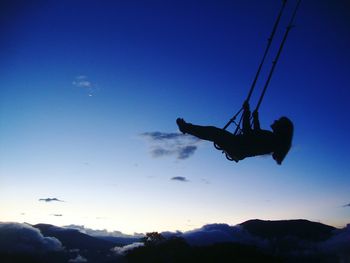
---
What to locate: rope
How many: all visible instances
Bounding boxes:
[245,0,288,103]
[220,0,287,132]
[214,0,302,159]
[254,0,301,112]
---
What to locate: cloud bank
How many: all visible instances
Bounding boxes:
[0,222,63,253]
[64,224,143,238]
[141,132,200,160]
[319,224,350,255]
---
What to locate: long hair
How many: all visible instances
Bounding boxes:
[272,117,294,165]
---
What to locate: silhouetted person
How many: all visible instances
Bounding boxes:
[176,102,293,164]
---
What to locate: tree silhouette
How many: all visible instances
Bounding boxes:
[142,232,165,246]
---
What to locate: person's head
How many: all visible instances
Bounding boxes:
[271,117,294,165]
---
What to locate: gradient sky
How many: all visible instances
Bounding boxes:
[1,0,349,234]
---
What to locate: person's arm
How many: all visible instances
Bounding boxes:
[242,101,252,134]
[252,110,261,130]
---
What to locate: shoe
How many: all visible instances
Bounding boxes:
[176,118,187,134]
[225,153,239,162]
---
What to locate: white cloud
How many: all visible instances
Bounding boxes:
[72,75,98,96]
[68,254,88,262]
[72,75,91,88]
[0,222,63,253]
[75,80,92,88]
[112,242,144,255]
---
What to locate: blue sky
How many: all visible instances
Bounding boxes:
[1,0,349,234]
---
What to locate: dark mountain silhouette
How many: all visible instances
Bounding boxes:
[127,237,281,263]
[33,224,120,250]
[241,219,336,242]
[0,252,69,263]
[2,219,347,263]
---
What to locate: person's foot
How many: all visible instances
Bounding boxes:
[176,118,187,134]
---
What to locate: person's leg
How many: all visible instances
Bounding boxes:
[176,118,233,143]
[177,118,243,162]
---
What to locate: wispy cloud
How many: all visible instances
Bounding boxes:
[72,75,98,96]
[201,178,210,184]
[112,242,144,255]
[171,176,189,182]
[342,203,350,207]
[141,132,200,160]
[73,75,92,88]
[142,132,184,141]
[39,198,64,202]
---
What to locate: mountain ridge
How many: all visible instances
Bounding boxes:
[240,219,336,242]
